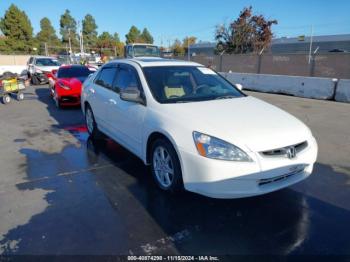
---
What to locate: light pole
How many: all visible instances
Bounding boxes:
[68,28,72,55]
[187,37,190,61]
[308,25,314,64]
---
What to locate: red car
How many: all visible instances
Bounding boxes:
[51,65,96,108]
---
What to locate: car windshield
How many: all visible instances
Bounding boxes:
[57,66,93,78]
[133,45,160,57]
[143,66,244,103]
[35,58,60,66]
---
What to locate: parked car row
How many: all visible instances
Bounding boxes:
[27,55,318,199]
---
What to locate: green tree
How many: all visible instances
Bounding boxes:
[115,41,125,57]
[36,17,60,54]
[0,4,34,53]
[182,36,197,54]
[60,9,78,49]
[140,28,154,44]
[113,33,124,57]
[113,32,120,43]
[215,6,277,54]
[82,14,98,50]
[125,25,141,44]
[97,31,114,56]
[171,39,185,56]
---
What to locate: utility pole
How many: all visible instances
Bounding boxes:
[79,31,84,56]
[44,42,48,56]
[65,44,69,64]
[187,36,190,61]
[78,20,84,57]
[68,28,72,55]
[308,25,314,64]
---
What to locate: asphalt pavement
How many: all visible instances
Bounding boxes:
[0,85,349,256]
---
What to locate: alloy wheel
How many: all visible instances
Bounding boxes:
[153,146,174,188]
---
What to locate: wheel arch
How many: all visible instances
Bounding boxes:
[145,131,183,173]
[83,101,91,115]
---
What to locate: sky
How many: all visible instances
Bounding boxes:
[1,0,350,46]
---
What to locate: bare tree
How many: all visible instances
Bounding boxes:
[215,6,277,54]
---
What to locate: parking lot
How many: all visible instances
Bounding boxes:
[0,84,349,255]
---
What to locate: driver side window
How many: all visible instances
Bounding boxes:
[113,66,140,93]
[94,67,117,89]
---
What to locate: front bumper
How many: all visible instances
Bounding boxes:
[57,89,81,106]
[33,73,49,83]
[179,137,318,199]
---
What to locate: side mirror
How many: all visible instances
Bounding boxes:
[235,83,243,91]
[120,86,144,104]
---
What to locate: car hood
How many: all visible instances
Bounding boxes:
[58,77,84,89]
[159,96,311,152]
[36,66,60,72]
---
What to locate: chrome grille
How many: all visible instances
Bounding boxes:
[261,141,308,158]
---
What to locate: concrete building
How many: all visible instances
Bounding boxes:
[271,34,350,54]
[189,34,350,55]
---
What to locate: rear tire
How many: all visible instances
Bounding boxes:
[150,138,183,192]
[17,92,24,101]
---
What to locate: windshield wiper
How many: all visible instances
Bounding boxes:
[174,100,191,103]
[215,95,236,100]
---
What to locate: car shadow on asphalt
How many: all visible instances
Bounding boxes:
[1,87,350,255]
[34,86,84,127]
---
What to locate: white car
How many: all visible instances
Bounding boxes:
[81,58,318,199]
[27,56,60,85]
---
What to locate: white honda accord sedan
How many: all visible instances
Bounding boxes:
[81,58,318,199]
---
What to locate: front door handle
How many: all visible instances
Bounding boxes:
[109,99,117,105]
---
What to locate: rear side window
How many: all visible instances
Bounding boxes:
[95,67,117,89]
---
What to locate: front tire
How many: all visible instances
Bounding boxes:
[31,74,40,85]
[2,94,11,104]
[150,138,183,192]
[54,92,61,109]
[85,105,102,139]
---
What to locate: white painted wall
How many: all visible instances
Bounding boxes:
[0,65,27,76]
[335,79,350,103]
[221,72,337,100]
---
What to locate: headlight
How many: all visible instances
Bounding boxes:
[35,68,43,74]
[193,131,253,162]
[58,82,71,90]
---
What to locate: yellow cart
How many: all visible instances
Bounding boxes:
[0,78,26,104]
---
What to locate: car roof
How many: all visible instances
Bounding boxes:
[107,57,203,68]
[32,56,57,59]
[127,43,158,47]
[59,64,88,69]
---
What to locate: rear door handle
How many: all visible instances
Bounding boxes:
[109,99,117,105]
